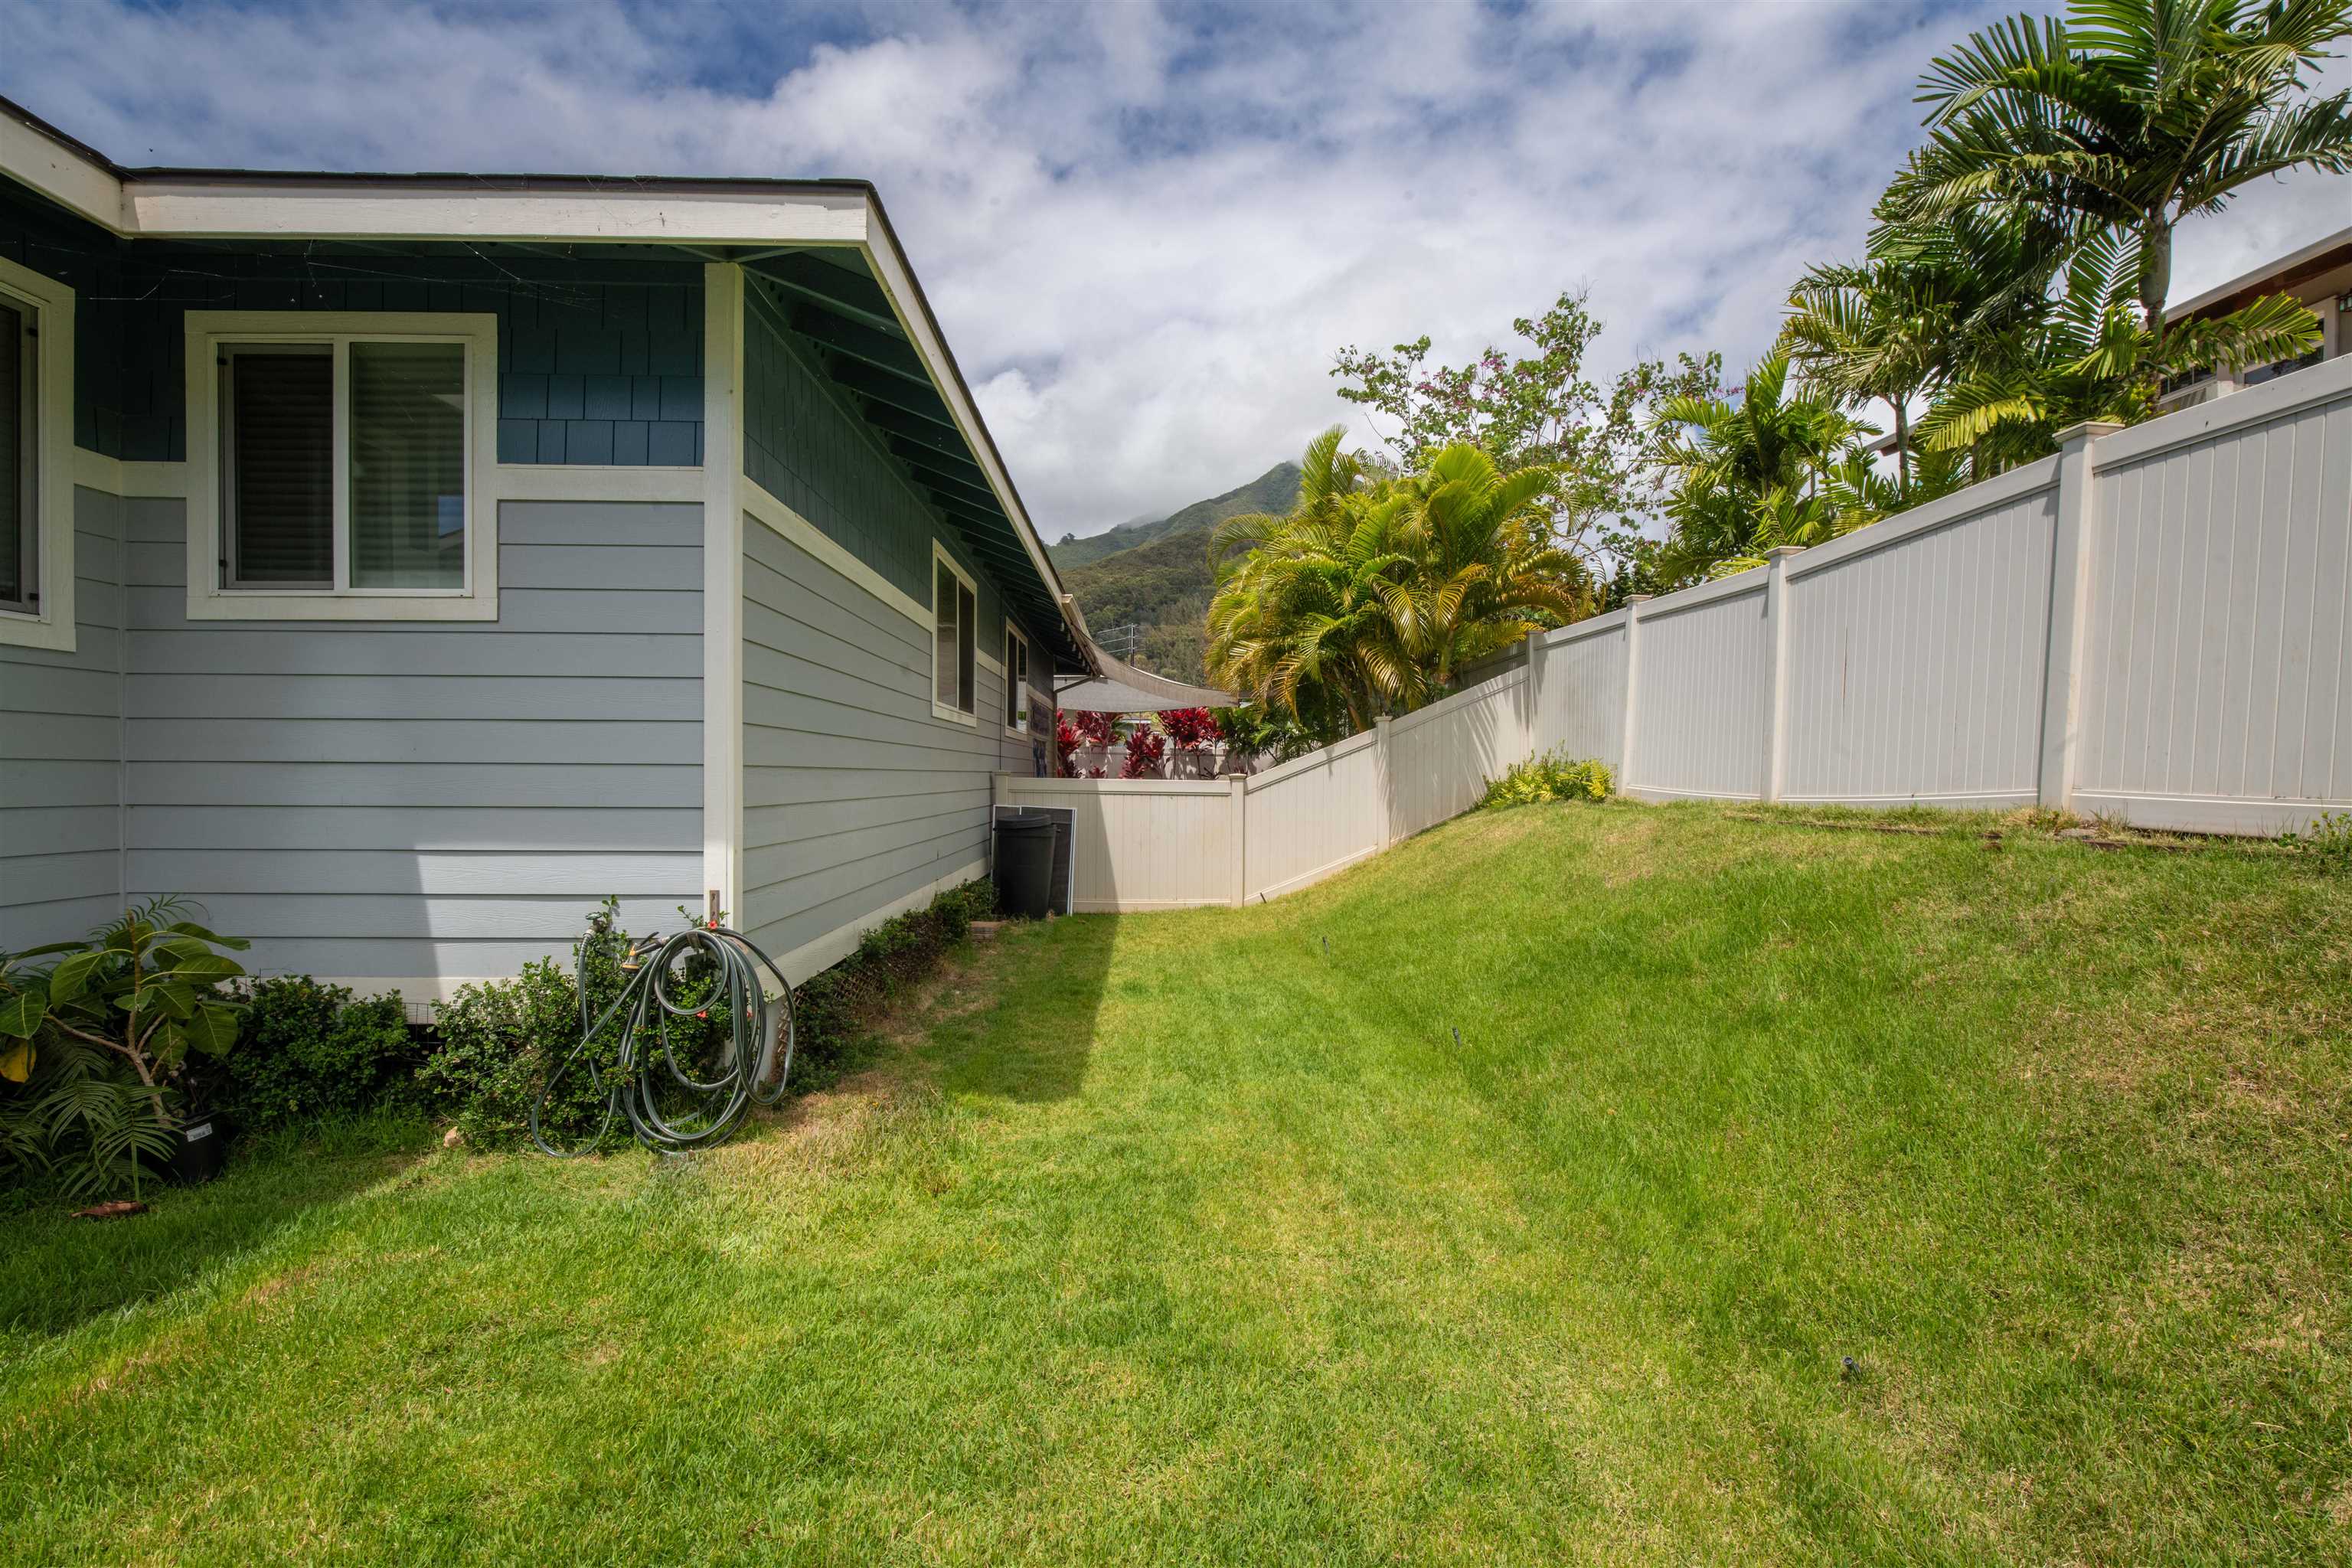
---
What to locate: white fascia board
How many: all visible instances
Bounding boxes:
[0,112,119,230]
[119,181,871,245]
[854,206,1092,659]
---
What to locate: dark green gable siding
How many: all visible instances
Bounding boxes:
[743,288,942,609]
[0,178,702,465]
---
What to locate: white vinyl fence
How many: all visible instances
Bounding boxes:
[1001,354,2352,910]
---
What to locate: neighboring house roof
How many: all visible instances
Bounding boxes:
[2168,223,2352,322]
[1053,648,1234,713]
[0,93,1097,674]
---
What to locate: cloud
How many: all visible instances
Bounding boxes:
[3,0,2345,539]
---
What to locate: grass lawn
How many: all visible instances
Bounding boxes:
[5,800,2351,1564]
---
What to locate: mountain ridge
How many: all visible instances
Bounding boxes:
[1053,461,1302,684]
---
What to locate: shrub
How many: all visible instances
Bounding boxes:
[419,898,747,1149]
[1479,750,1614,809]
[1121,730,1168,778]
[217,977,420,1133]
[2279,810,2352,873]
[788,880,996,1086]
[1161,707,1219,750]
[0,897,250,1200]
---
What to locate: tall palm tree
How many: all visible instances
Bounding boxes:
[1918,231,2321,466]
[1781,258,1952,492]
[1891,0,2352,342]
[1205,433,1582,731]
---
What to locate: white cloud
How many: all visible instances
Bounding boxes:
[2,0,2345,538]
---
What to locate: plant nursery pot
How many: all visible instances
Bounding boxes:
[164,1113,228,1186]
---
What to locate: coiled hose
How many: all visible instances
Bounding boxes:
[529,914,796,1158]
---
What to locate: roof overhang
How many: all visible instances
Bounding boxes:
[2170,222,2352,322]
[0,95,1096,672]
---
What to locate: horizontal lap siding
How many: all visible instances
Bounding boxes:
[1782,487,2056,805]
[2079,396,2352,808]
[0,487,123,949]
[740,521,995,967]
[121,498,702,984]
[1628,590,1769,799]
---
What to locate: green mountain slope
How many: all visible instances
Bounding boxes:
[1050,462,1300,571]
[1055,462,1301,682]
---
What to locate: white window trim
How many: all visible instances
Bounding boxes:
[183,310,498,622]
[0,256,76,652]
[1004,620,1031,737]
[931,538,977,726]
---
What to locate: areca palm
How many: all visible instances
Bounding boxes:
[1648,349,1882,581]
[1205,431,1581,733]
[1919,233,2321,466]
[1890,0,2352,341]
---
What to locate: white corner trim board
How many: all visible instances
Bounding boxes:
[0,253,76,652]
[702,263,747,925]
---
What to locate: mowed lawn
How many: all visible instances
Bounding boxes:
[5,802,2352,1565]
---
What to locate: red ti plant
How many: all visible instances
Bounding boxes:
[1070,710,1119,746]
[1120,729,1168,779]
[1160,707,1218,750]
[1053,713,1081,776]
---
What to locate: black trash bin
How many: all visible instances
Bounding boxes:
[994,811,1057,920]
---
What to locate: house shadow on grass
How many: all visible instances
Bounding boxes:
[927,913,1117,1106]
[0,1118,430,1341]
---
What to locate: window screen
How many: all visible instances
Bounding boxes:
[0,298,26,611]
[957,582,976,714]
[935,561,959,707]
[226,349,333,586]
[349,341,465,589]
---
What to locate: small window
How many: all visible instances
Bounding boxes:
[185,312,495,622]
[1004,623,1031,730]
[218,338,468,593]
[933,545,976,722]
[0,292,31,616]
[0,254,72,653]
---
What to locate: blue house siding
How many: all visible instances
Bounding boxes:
[0,487,126,952]
[739,521,1004,971]
[113,498,704,985]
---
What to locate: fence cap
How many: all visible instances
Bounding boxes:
[1764,544,1805,559]
[2053,420,2125,446]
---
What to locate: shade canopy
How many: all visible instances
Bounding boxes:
[1054,647,1233,713]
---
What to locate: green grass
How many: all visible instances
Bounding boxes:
[5,801,2351,1564]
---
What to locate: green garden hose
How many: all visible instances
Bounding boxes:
[529,916,795,1158]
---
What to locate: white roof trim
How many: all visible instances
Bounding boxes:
[0,101,1091,665]
[2169,223,2352,320]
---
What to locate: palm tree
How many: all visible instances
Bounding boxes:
[1648,349,1882,581]
[1890,0,2352,344]
[1781,258,1952,492]
[1205,432,1583,732]
[1918,233,2322,466]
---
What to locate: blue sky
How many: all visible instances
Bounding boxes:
[4,0,2346,539]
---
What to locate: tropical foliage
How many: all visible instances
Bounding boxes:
[0,897,250,1199]
[1648,0,2347,585]
[1206,429,1584,737]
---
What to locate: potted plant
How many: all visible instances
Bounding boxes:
[0,897,248,1197]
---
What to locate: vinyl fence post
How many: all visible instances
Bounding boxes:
[1524,627,1545,758]
[1760,546,1803,802]
[1619,595,1650,797]
[1229,773,1249,907]
[2038,421,2122,811]
[1375,714,1396,851]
